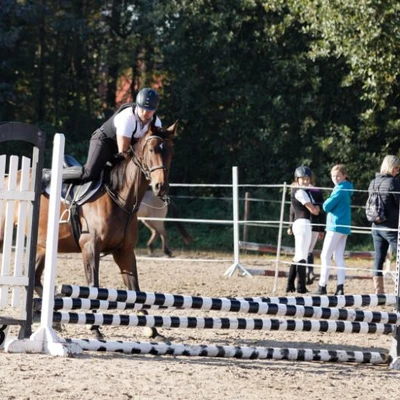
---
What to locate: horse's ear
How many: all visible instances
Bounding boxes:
[167,120,178,136]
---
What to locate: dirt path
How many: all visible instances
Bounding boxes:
[1,250,400,400]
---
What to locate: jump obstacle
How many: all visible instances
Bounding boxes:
[29,284,395,364]
[1,129,400,368]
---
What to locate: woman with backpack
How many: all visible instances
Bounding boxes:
[367,155,400,294]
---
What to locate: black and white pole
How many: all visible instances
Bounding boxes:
[49,311,395,335]
[50,296,400,324]
[66,338,389,365]
[60,284,396,309]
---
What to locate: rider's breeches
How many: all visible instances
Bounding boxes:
[292,219,312,262]
[81,129,118,183]
[319,231,348,286]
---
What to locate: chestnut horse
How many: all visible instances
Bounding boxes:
[1,122,176,339]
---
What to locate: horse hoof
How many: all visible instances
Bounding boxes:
[143,327,169,343]
[90,326,104,340]
[53,322,62,332]
[143,327,157,338]
[150,333,171,345]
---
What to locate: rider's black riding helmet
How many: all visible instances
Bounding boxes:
[294,166,312,179]
[136,88,159,111]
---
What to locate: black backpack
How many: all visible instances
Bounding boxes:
[365,180,386,223]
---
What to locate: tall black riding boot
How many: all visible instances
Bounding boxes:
[286,264,297,293]
[307,252,315,285]
[62,166,83,183]
[297,260,308,294]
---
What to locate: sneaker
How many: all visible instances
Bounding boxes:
[314,285,327,295]
[335,284,344,295]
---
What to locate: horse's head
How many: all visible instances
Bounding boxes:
[134,122,177,197]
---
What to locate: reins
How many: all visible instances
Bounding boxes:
[105,133,170,216]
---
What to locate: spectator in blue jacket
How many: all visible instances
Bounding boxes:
[315,164,353,295]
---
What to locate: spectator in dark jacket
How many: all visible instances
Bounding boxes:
[368,155,400,294]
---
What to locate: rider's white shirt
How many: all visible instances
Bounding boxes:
[113,107,162,139]
[295,188,313,205]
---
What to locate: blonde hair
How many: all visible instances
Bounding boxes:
[331,164,349,179]
[380,155,400,175]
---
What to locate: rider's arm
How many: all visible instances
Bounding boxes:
[114,108,137,155]
[116,135,131,154]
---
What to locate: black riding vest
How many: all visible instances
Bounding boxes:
[100,102,157,139]
[291,188,312,221]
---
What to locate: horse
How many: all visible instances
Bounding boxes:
[1,122,176,339]
[138,191,193,256]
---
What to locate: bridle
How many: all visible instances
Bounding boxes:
[105,133,171,215]
[131,134,169,181]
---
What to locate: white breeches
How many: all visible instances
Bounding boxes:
[309,231,319,254]
[319,231,348,286]
[292,219,312,262]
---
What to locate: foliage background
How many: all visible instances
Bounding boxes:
[2,0,400,250]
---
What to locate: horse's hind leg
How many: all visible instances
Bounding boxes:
[144,220,172,257]
[142,221,159,256]
[157,223,172,257]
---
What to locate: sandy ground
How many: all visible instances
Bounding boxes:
[1,249,400,400]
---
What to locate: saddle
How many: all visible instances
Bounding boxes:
[42,156,103,246]
[42,155,102,207]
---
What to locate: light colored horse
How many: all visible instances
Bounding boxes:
[138,191,192,256]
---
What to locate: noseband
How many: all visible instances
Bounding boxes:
[132,134,169,181]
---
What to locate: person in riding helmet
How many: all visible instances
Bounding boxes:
[62,87,162,183]
[286,166,320,293]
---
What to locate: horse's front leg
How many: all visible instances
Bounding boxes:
[81,240,100,287]
[81,240,102,339]
[112,247,139,291]
[112,247,167,342]
[34,246,46,297]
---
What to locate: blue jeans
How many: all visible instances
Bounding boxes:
[371,226,398,276]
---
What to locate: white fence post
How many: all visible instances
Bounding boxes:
[273,182,288,292]
[5,134,81,356]
[224,166,251,277]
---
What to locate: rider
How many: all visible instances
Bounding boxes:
[62,87,162,184]
[286,166,320,293]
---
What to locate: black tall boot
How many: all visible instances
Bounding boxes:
[297,260,308,294]
[307,252,315,285]
[286,264,297,293]
[62,166,83,183]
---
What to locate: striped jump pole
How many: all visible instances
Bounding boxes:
[60,285,397,309]
[65,338,390,365]
[47,311,395,335]
[33,298,170,312]
[49,297,400,324]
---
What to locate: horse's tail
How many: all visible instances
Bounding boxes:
[170,201,193,245]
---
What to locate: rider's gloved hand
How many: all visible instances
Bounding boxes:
[114,152,127,163]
